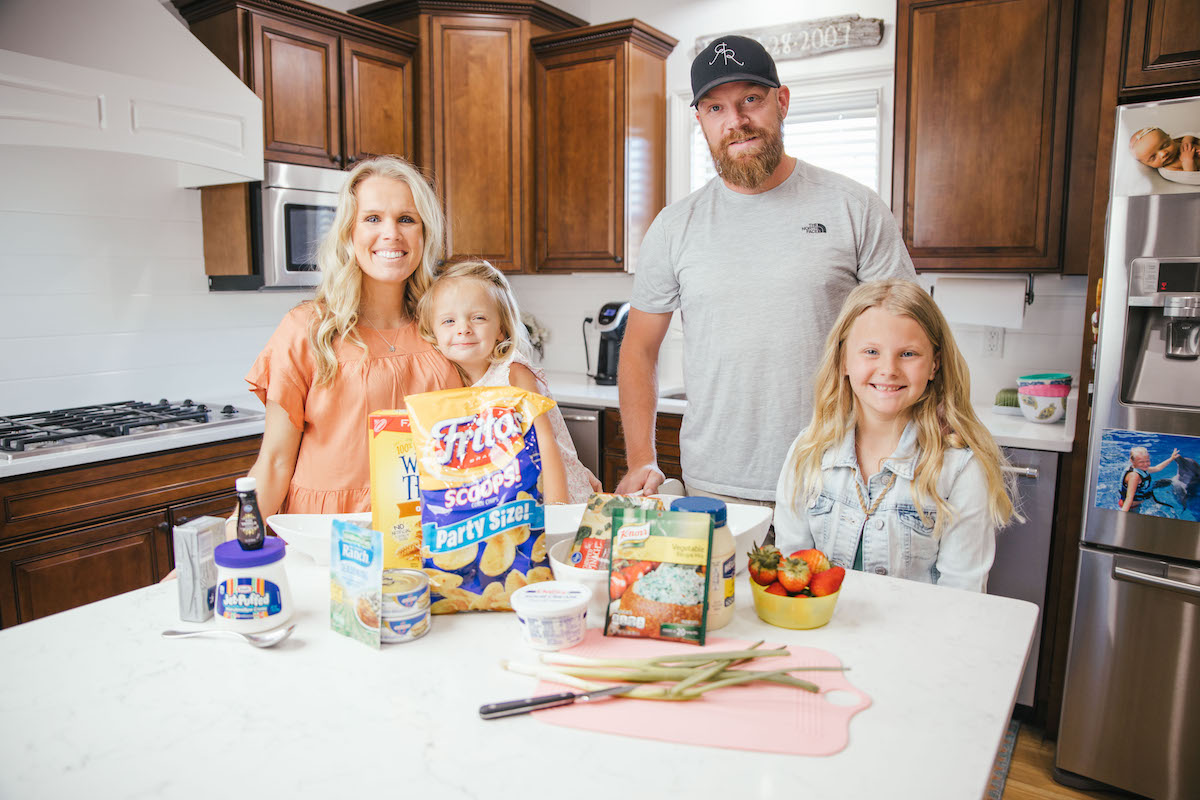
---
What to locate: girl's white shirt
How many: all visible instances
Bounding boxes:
[773,421,996,592]
[475,350,594,504]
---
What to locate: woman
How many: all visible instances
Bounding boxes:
[244,155,461,519]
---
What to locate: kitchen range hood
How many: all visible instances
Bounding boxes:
[0,0,262,187]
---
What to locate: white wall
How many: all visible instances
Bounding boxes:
[0,147,301,414]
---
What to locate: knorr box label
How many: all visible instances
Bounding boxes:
[369,410,422,570]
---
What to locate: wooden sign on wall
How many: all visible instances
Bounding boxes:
[694,15,883,62]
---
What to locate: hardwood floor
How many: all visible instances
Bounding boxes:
[1004,725,1139,800]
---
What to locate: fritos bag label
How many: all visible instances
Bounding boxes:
[368,410,422,570]
[404,386,556,614]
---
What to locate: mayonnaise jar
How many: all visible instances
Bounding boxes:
[214,538,293,633]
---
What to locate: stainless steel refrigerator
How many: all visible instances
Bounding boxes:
[1056,97,1200,800]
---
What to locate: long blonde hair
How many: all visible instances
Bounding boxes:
[416,259,532,380]
[308,155,445,385]
[784,279,1016,533]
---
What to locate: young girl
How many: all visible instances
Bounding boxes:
[416,260,601,504]
[773,279,1016,592]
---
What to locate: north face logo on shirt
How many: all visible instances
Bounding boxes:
[802,223,827,233]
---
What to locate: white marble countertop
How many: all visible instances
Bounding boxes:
[0,553,1037,800]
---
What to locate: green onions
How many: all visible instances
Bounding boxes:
[500,641,847,701]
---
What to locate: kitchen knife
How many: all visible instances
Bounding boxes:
[479,684,637,720]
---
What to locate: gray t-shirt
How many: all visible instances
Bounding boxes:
[631,159,916,500]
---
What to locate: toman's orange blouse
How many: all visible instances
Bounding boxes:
[245,303,461,514]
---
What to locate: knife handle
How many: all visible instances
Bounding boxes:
[479,692,578,720]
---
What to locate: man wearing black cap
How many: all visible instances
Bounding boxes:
[616,35,916,506]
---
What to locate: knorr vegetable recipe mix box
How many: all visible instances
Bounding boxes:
[404,386,556,614]
[369,411,422,570]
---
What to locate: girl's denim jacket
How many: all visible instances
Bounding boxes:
[773,422,996,592]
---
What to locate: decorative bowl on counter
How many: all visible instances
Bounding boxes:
[547,539,608,628]
[267,512,370,564]
[1017,390,1066,424]
[750,580,840,630]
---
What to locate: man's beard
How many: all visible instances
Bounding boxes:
[709,116,785,190]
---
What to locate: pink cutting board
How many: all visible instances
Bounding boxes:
[532,630,871,756]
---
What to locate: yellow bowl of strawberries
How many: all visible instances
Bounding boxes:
[747,545,845,630]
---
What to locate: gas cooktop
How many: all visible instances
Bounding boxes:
[0,399,265,461]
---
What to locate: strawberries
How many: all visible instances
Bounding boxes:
[808,566,846,597]
[747,543,782,586]
[790,548,830,576]
[776,557,811,594]
[756,548,844,598]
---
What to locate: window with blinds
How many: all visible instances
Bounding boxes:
[690,88,882,194]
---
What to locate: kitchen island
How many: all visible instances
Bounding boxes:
[0,550,1037,800]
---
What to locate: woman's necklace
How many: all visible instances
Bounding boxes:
[362,317,401,352]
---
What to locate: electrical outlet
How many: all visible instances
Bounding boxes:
[982,327,1005,358]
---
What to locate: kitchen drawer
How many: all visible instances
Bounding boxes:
[0,510,172,628]
[601,408,681,461]
[0,437,260,543]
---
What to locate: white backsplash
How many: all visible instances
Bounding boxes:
[0,147,301,415]
[512,272,1087,410]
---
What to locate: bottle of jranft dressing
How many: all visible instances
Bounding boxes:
[235,476,266,550]
[670,497,735,630]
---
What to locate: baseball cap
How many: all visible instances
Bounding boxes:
[690,35,780,106]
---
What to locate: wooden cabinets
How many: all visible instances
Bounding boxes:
[892,0,1074,271]
[177,0,417,169]
[531,21,676,273]
[0,437,260,628]
[1121,0,1200,98]
[352,1,587,272]
[600,408,681,491]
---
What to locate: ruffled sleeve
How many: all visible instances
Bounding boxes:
[245,305,314,432]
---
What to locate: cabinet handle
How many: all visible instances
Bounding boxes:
[1002,466,1039,480]
[1113,565,1200,599]
[614,256,623,264]
[562,413,598,423]
[346,154,358,164]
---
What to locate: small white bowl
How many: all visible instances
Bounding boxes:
[1018,392,1065,424]
[266,512,371,564]
[547,539,609,628]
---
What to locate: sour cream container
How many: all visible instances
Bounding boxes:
[509,581,591,651]
[214,537,293,633]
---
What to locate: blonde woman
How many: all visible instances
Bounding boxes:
[774,279,1016,592]
[243,156,461,518]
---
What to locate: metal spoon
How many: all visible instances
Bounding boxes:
[161,623,296,648]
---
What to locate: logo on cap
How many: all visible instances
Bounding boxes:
[709,42,745,67]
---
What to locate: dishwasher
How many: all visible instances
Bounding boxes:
[988,446,1059,708]
[557,404,601,476]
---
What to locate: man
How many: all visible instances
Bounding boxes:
[615,35,916,505]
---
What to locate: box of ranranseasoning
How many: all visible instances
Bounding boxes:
[369,410,422,570]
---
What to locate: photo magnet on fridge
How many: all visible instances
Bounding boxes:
[1096,429,1200,521]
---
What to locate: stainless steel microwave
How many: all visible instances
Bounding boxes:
[210,162,344,290]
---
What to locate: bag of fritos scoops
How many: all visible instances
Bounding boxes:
[569,493,665,570]
[605,508,713,645]
[404,386,556,613]
[368,410,422,570]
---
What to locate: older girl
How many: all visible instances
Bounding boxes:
[774,279,1016,591]
[243,156,461,517]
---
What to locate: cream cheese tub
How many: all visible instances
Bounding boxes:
[510,582,591,651]
[214,537,293,633]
